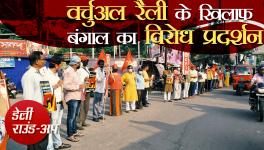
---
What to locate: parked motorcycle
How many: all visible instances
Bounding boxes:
[249,83,264,122]
[6,78,17,99]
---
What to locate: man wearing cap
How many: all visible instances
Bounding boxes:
[93,60,106,122]
[108,64,122,116]
[76,56,91,130]
[122,65,138,113]
[63,56,85,142]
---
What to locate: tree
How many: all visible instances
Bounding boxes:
[0,24,23,40]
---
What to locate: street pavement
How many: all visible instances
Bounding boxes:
[6,88,264,150]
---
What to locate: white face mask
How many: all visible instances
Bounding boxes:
[139,71,143,74]
[128,69,133,72]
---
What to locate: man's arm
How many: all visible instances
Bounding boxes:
[251,74,257,86]
[21,75,35,100]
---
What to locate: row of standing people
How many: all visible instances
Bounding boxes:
[21,52,154,149]
[162,65,231,102]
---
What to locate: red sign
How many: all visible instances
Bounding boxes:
[0,39,27,57]
[5,100,50,145]
[182,52,190,75]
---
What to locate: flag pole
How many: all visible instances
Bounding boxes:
[103,54,110,124]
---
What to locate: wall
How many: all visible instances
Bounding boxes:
[1,58,29,92]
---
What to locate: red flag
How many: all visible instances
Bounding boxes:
[121,50,133,72]
[94,49,107,69]
[189,59,194,67]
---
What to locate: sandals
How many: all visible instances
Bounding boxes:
[73,132,84,137]
[67,136,79,142]
[55,143,71,149]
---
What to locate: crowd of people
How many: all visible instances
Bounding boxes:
[162,64,231,102]
[0,50,234,150]
[20,52,154,150]
[16,51,233,150]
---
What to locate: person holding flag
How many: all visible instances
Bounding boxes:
[77,56,91,129]
[108,64,122,116]
[122,65,138,113]
[92,59,106,122]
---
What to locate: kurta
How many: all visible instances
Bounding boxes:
[224,72,230,87]
[109,73,122,116]
[163,70,173,92]
[122,72,138,102]
[218,73,224,88]
[206,69,214,80]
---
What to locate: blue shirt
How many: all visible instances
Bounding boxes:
[136,74,145,90]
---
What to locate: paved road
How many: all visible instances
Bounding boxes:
[7,88,264,150]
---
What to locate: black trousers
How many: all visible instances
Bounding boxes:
[204,80,208,92]
[141,88,148,106]
[189,82,197,96]
[27,134,49,150]
[198,82,205,94]
[207,80,213,91]
[136,90,143,109]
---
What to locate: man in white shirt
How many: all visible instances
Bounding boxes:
[21,51,49,150]
[21,51,47,104]
[198,69,207,95]
[77,56,91,129]
[189,66,198,97]
[93,60,106,122]
[46,56,71,150]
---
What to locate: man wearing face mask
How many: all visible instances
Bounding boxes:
[108,64,122,116]
[92,60,106,122]
[122,65,138,113]
[136,68,145,109]
[76,56,91,130]
[173,65,183,100]
[63,56,85,142]
[46,56,71,150]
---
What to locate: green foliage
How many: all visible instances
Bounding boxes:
[0,24,23,40]
[191,54,232,66]
[53,41,148,58]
